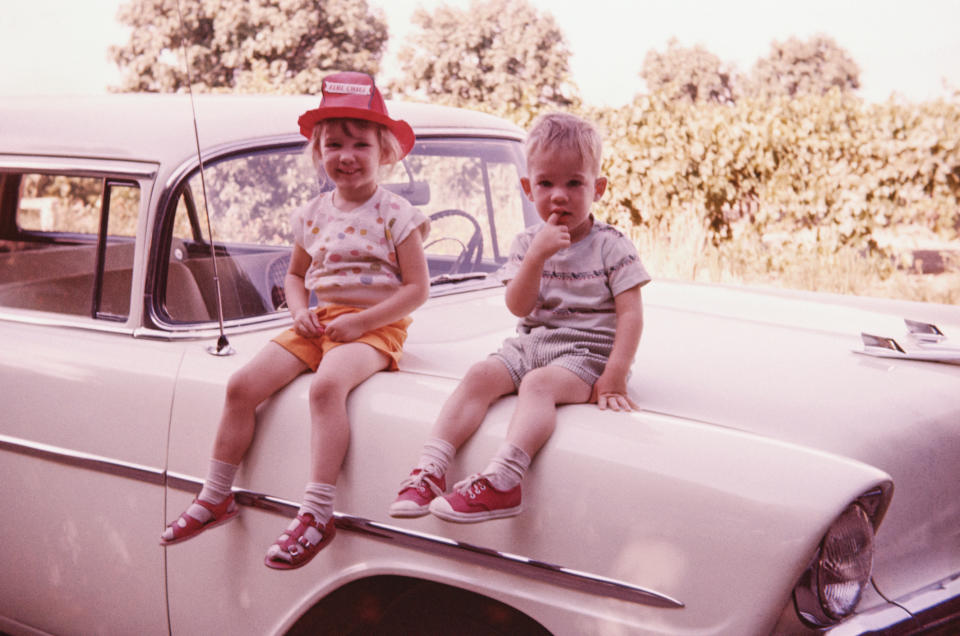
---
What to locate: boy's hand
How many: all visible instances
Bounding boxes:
[528,213,570,261]
[591,371,639,412]
[292,308,324,338]
[596,392,638,412]
[324,312,368,342]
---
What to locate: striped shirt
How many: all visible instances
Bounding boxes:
[497,218,651,336]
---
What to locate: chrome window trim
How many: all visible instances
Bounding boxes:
[136,312,292,338]
[0,155,157,179]
[147,133,527,331]
[0,432,683,610]
[0,156,155,331]
[0,310,137,335]
[145,136,307,332]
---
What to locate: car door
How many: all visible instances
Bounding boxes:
[0,158,174,635]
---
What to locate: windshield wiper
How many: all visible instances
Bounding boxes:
[430,272,489,286]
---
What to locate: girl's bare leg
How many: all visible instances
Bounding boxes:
[212,342,309,465]
[162,343,308,543]
[306,342,392,484]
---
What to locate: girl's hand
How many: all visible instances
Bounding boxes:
[293,308,323,338]
[528,213,570,261]
[324,313,368,342]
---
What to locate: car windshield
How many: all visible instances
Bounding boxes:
[160,136,532,324]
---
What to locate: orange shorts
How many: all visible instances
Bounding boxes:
[271,304,412,372]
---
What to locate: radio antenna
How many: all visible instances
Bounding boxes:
[175,0,234,356]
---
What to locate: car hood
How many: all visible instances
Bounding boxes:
[404,280,960,599]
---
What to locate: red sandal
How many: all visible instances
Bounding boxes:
[160,494,239,545]
[264,513,336,570]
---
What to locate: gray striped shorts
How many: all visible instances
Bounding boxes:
[491,325,615,389]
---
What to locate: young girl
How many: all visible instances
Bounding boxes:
[161,72,430,570]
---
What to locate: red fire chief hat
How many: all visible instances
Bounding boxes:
[297,71,415,158]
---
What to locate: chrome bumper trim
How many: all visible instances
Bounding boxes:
[0,434,682,609]
[827,572,960,635]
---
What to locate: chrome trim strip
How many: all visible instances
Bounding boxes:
[164,472,684,609]
[0,433,683,609]
[0,155,158,178]
[132,315,290,341]
[0,310,137,334]
[0,434,165,485]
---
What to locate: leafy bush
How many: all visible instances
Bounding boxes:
[589,92,960,304]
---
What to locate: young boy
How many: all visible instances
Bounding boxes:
[390,112,650,522]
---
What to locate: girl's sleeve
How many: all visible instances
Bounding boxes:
[607,234,652,296]
[385,194,430,246]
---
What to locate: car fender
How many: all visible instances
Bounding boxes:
[165,340,892,635]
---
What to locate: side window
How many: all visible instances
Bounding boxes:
[163,147,317,323]
[405,139,528,276]
[0,173,139,319]
[159,137,530,324]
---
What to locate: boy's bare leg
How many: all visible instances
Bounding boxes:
[307,342,391,484]
[430,357,516,448]
[390,359,513,517]
[212,342,309,465]
[505,365,591,457]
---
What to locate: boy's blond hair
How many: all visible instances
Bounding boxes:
[524,112,603,174]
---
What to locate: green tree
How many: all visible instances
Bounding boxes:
[110,0,388,93]
[390,0,578,126]
[640,39,738,104]
[746,34,860,99]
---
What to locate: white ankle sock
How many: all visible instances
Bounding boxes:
[299,482,336,525]
[416,437,455,476]
[482,443,530,491]
[175,458,240,526]
[197,458,239,505]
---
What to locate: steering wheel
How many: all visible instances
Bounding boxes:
[427,209,484,275]
[266,253,290,311]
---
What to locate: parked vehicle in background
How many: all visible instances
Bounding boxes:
[1,94,958,635]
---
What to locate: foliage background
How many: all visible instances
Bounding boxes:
[111,0,959,304]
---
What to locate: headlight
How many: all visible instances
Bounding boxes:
[793,502,876,627]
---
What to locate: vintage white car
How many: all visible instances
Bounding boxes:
[1,94,958,636]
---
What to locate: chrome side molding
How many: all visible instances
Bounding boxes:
[169,472,685,609]
[0,433,684,610]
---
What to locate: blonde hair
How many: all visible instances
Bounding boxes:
[305,118,404,176]
[524,112,603,174]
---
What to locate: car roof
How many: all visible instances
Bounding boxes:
[0,93,525,169]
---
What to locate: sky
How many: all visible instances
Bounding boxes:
[1,0,959,106]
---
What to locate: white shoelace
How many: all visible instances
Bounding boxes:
[399,468,444,497]
[452,473,486,496]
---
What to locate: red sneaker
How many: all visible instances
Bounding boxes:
[429,474,521,522]
[389,468,446,518]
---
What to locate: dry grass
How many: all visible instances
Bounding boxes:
[626,209,959,306]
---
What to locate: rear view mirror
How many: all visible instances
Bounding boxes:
[383,181,430,206]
